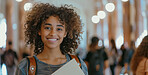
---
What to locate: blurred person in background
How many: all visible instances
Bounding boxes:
[108,39,118,75]
[1,41,18,75]
[128,41,135,64]
[126,41,135,75]
[115,44,128,75]
[84,36,109,75]
[130,35,148,75]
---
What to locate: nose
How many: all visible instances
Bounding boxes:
[49,29,56,36]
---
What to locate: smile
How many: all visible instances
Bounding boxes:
[47,38,58,42]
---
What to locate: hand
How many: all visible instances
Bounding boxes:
[124,63,128,74]
[96,64,100,71]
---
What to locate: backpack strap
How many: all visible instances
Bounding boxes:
[68,54,81,68]
[26,56,37,75]
[26,55,81,75]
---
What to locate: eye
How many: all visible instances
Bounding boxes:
[45,27,51,30]
[57,28,63,31]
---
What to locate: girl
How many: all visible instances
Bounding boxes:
[15,3,88,75]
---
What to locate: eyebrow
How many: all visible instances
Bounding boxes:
[44,23,51,26]
[44,23,64,27]
[57,25,64,27]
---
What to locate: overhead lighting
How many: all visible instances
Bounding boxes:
[24,3,32,11]
[105,3,115,12]
[121,0,128,2]
[91,15,100,23]
[16,0,23,2]
[97,11,106,19]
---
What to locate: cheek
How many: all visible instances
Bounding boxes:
[40,31,48,41]
[58,33,66,39]
[60,34,66,38]
[40,30,49,36]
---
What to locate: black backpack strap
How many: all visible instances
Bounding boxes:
[68,54,82,68]
[26,56,37,75]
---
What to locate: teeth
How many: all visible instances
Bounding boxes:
[48,39,57,41]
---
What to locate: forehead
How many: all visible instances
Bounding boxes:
[43,16,66,28]
[46,16,60,23]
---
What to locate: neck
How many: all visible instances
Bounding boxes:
[37,46,64,60]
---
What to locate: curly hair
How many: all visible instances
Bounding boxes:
[24,3,83,55]
[130,35,148,75]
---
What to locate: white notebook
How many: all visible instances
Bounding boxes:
[51,59,85,75]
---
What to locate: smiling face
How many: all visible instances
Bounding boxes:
[39,16,67,50]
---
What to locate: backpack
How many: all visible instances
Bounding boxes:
[26,54,81,75]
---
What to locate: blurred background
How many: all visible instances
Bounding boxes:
[0,0,148,75]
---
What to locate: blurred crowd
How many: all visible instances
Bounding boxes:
[0,35,148,75]
[0,41,30,75]
[83,36,136,75]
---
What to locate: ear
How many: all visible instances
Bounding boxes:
[64,32,67,37]
[38,31,41,35]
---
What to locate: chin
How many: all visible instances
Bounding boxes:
[46,44,59,49]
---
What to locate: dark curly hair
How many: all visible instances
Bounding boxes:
[24,3,83,55]
[130,35,148,75]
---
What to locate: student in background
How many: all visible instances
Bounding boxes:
[108,39,118,75]
[84,36,109,75]
[1,41,18,75]
[116,44,129,75]
[126,41,135,75]
[130,35,148,75]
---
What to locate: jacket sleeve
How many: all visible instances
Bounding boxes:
[78,56,88,75]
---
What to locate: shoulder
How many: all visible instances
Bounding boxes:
[97,48,106,54]
[18,58,28,68]
[16,58,28,74]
